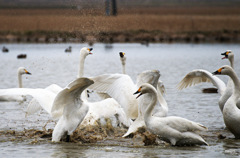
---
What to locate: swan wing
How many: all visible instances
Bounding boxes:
[89,74,138,119]
[177,69,226,95]
[0,88,56,114]
[26,84,63,116]
[51,77,94,118]
[161,116,208,132]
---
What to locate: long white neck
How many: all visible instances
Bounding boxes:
[228,68,240,95]
[18,72,23,88]
[144,87,158,122]
[229,55,234,69]
[122,64,126,74]
[121,58,126,74]
[78,54,86,78]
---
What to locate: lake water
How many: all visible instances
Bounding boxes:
[0,43,240,157]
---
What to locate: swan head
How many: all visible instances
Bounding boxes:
[134,83,156,99]
[119,52,126,64]
[221,50,232,59]
[18,67,31,75]
[212,65,233,75]
[80,47,93,57]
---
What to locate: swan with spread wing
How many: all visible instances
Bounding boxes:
[177,50,236,112]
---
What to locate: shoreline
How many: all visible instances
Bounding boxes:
[1,30,240,44]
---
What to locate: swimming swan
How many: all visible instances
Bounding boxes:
[134,83,208,146]
[177,51,236,112]
[0,67,31,102]
[213,65,240,138]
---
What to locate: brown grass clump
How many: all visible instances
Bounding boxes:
[0,7,240,43]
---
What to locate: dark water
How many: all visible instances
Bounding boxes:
[0,43,240,157]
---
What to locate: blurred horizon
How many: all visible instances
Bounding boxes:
[1,0,240,9]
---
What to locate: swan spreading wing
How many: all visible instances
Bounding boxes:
[51,78,94,118]
[177,69,226,95]
[89,73,138,119]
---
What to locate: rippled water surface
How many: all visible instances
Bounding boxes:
[0,43,240,157]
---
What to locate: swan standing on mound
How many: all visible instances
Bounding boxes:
[0,77,94,142]
[51,78,94,142]
[177,51,236,112]
[213,65,240,138]
[0,67,31,102]
[134,83,208,146]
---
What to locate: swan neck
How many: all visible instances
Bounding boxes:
[144,88,158,121]
[230,56,234,69]
[122,64,126,74]
[18,72,23,88]
[78,54,86,78]
[228,69,240,93]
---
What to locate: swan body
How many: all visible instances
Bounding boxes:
[213,65,240,138]
[0,67,31,102]
[177,51,235,112]
[51,78,93,142]
[134,83,208,146]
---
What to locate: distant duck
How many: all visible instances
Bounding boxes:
[65,46,72,53]
[2,46,9,53]
[17,54,27,59]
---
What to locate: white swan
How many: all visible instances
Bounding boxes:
[119,52,168,137]
[51,77,94,142]
[134,83,208,146]
[0,77,94,142]
[177,51,236,112]
[213,65,240,138]
[0,67,31,102]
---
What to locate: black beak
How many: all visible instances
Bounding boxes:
[221,52,228,59]
[133,91,142,99]
[119,52,124,58]
[89,48,93,51]
[212,70,220,75]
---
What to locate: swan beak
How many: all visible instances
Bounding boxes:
[221,51,229,59]
[212,68,222,75]
[133,88,142,99]
[119,52,125,58]
[88,48,93,54]
[24,69,31,75]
